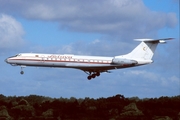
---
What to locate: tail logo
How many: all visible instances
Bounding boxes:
[143,47,147,51]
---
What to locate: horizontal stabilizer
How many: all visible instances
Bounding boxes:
[134,38,174,42]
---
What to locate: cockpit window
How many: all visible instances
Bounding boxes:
[15,54,21,57]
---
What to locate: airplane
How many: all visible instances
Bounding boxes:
[5,38,173,80]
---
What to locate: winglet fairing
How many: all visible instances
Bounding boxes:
[5,38,173,80]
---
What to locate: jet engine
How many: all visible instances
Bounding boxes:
[112,58,137,66]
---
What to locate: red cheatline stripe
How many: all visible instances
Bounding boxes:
[12,59,112,64]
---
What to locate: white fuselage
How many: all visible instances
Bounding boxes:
[5,53,146,72]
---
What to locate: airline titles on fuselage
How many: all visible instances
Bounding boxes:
[47,55,73,59]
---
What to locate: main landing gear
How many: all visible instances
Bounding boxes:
[85,71,100,80]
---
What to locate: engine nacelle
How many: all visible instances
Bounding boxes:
[112,58,137,66]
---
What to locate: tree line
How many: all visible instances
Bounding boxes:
[0,94,180,120]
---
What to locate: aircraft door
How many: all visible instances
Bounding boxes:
[41,55,47,62]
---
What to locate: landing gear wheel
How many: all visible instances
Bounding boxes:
[87,76,92,80]
[20,71,24,75]
[96,72,100,76]
[91,74,96,78]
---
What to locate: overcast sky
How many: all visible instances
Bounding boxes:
[0,0,179,99]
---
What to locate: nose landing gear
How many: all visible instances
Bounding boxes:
[20,66,26,75]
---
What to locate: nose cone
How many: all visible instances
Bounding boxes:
[5,58,9,63]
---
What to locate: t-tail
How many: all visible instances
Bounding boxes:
[121,38,174,65]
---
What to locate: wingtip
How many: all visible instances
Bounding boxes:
[166,38,174,40]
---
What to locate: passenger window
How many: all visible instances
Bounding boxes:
[16,54,21,57]
[84,60,88,62]
[70,59,74,61]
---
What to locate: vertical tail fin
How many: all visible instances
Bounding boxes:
[124,38,173,60]
[125,41,158,60]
